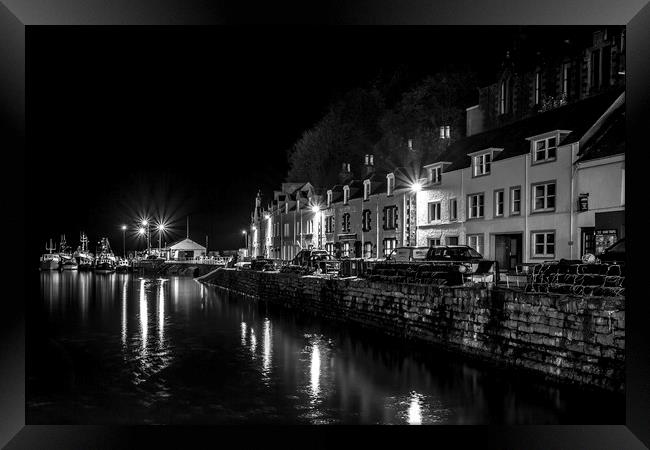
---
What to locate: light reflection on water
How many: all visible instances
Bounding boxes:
[33,272,624,425]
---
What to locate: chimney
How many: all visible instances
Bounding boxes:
[466,105,485,137]
[364,154,375,176]
[338,162,351,184]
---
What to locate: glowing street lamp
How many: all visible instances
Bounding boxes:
[242,229,248,249]
[121,225,127,257]
[408,181,422,246]
[311,205,321,249]
[157,223,165,255]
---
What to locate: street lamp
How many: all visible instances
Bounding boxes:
[121,225,127,257]
[408,181,422,247]
[157,224,165,255]
[242,229,248,251]
[311,205,321,249]
[141,219,150,253]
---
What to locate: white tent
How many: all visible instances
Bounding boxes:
[165,238,206,260]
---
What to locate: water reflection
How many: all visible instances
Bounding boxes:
[33,273,624,425]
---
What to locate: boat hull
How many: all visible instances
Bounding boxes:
[39,260,59,270]
[62,263,79,270]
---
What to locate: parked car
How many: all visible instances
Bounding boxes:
[426,245,496,279]
[291,249,340,274]
[387,246,430,262]
[250,258,276,271]
[598,238,625,264]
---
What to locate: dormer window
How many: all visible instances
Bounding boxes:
[387,174,395,196]
[327,190,332,208]
[429,166,442,184]
[363,180,371,200]
[473,153,491,177]
[534,136,557,162]
[343,185,350,204]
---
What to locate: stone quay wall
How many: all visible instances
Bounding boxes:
[201,268,625,392]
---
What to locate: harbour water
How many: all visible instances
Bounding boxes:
[28,271,624,425]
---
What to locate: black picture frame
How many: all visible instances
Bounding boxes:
[2,0,649,448]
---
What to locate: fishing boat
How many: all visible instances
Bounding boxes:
[39,239,61,270]
[94,237,117,273]
[58,235,78,270]
[74,232,94,270]
[116,257,130,272]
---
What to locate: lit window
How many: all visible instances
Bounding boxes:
[283,223,290,237]
[534,71,541,105]
[325,243,334,255]
[383,238,397,257]
[363,242,373,259]
[494,190,504,217]
[533,136,557,162]
[532,231,555,257]
[449,198,457,221]
[468,193,485,219]
[307,220,313,234]
[533,182,556,212]
[428,202,441,222]
[473,153,491,176]
[327,190,332,207]
[510,186,521,215]
[343,186,350,204]
[467,234,484,255]
[342,242,351,257]
[387,174,395,196]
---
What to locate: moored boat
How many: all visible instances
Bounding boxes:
[74,232,94,270]
[116,257,130,272]
[94,237,117,273]
[39,239,60,270]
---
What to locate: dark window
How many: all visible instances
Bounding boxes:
[342,213,350,233]
[362,209,372,232]
[383,206,398,230]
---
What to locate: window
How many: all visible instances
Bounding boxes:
[362,209,372,232]
[343,186,350,204]
[387,174,395,196]
[467,234,484,255]
[533,136,557,162]
[307,220,313,234]
[533,182,556,212]
[499,79,507,114]
[510,186,521,215]
[430,166,442,184]
[383,206,398,230]
[534,71,541,105]
[342,242,351,258]
[284,223,290,237]
[325,243,334,255]
[494,190,504,217]
[467,193,485,219]
[449,198,458,221]
[473,153,491,176]
[428,202,441,222]
[296,221,300,235]
[562,62,570,97]
[446,236,459,245]
[363,242,373,259]
[439,126,450,139]
[325,216,334,233]
[327,190,332,208]
[363,180,370,200]
[341,213,350,233]
[383,238,397,257]
[532,231,555,258]
[591,49,601,89]
[428,238,441,247]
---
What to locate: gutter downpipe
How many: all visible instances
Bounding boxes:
[524,154,529,262]
[570,142,579,260]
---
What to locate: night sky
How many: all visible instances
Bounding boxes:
[26,26,600,255]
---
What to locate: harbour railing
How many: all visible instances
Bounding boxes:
[165,257,231,266]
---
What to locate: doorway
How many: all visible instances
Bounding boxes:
[494,233,522,271]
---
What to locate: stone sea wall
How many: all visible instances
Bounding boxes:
[200,268,625,392]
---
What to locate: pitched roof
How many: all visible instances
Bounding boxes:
[427,88,624,173]
[166,238,206,251]
[576,93,625,162]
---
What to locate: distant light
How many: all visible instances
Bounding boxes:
[618,71,625,75]
[142,219,148,226]
[252,226,257,231]
[242,230,247,234]
[411,181,422,193]
[138,227,145,235]
[158,224,165,231]
[121,225,127,230]
[311,205,320,213]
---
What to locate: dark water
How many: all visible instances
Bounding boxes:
[28,271,624,425]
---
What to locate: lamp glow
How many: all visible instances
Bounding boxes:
[121,225,127,231]
[311,205,320,213]
[138,227,145,235]
[411,182,422,193]
[142,219,148,226]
